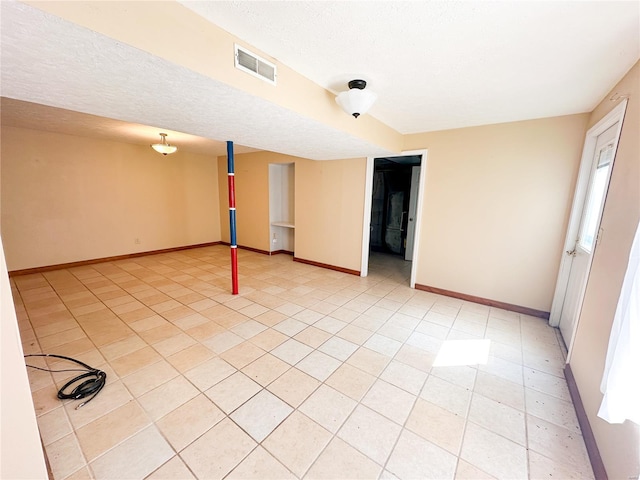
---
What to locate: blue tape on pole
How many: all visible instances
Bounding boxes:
[229,209,237,246]
[226,140,235,172]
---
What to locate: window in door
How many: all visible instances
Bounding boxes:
[579,141,614,253]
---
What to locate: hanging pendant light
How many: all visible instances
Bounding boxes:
[335,79,377,118]
[151,133,178,155]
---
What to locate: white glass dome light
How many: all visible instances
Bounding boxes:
[335,79,377,118]
[151,133,178,155]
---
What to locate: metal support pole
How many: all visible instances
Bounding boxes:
[227,141,239,295]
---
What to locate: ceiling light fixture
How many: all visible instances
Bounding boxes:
[335,79,377,118]
[151,133,177,155]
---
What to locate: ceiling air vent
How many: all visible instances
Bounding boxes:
[234,44,277,85]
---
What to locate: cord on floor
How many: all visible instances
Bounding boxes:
[25,353,107,409]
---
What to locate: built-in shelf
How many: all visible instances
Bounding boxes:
[271,221,295,229]
[269,163,295,254]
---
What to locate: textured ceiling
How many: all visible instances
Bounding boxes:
[0,2,394,161]
[1,1,638,161]
[182,0,640,134]
[0,98,258,157]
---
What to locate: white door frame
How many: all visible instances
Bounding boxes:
[549,100,627,337]
[360,149,428,288]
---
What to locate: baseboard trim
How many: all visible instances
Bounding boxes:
[293,257,360,276]
[8,242,222,276]
[414,284,550,319]
[270,250,294,256]
[564,364,608,480]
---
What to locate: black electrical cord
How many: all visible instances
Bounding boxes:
[25,354,107,409]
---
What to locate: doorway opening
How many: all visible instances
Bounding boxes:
[361,151,426,286]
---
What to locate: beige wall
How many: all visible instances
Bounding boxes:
[1,127,220,271]
[405,114,589,312]
[0,236,48,479]
[568,62,640,479]
[224,115,590,294]
[218,151,366,272]
[217,151,302,252]
[295,157,367,272]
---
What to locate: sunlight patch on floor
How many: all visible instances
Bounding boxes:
[433,339,491,367]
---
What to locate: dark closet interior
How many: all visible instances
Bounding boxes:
[370,156,421,257]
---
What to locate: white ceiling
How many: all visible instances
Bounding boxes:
[183,0,640,134]
[1,1,638,160]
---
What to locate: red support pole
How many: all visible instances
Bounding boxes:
[227,141,239,295]
[230,246,238,294]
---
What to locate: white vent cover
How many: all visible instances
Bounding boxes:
[234,44,277,85]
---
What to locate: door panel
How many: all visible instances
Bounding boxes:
[370,171,385,249]
[384,191,405,254]
[405,166,421,261]
[559,123,618,343]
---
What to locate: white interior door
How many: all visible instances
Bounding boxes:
[558,123,618,342]
[405,166,421,261]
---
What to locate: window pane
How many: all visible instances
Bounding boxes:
[579,161,610,252]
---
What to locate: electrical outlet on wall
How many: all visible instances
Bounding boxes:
[272,233,277,244]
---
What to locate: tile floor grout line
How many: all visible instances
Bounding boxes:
[75,259,221,478]
[295,277,419,479]
[44,265,208,478]
[19,272,97,480]
[446,298,490,479]
[22,248,594,479]
[346,289,444,478]
[520,310,533,480]
[452,342,482,479]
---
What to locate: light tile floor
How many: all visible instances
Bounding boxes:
[14,246,594,479]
